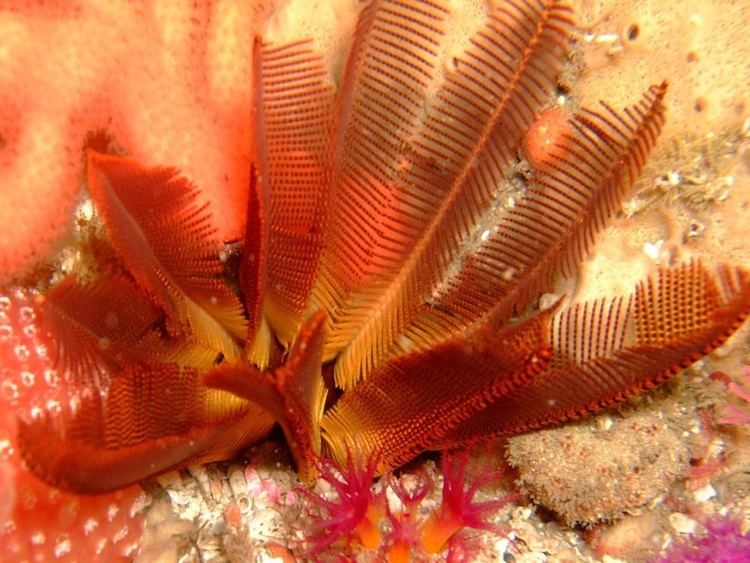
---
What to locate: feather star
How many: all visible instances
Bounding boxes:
[6,0,750,495]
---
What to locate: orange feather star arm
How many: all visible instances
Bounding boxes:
[317,0,574,388]
[432,261,750,448]
[322,262,750,471]
[241,163,267,352]
[16,363,274,493]
[320,303,559,474]
[399,82,668,350]
[248,38,334,348]
[240,163,276,369]
[86,151,247,363]
[37,270,162,387]
[309,0,449,371]
[203,311,328,483]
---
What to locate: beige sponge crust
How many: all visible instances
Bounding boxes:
[507,408,689,526]
[572,0,748,139]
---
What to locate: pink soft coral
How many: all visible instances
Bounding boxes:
[656,514,750,563]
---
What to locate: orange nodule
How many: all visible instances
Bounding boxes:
[419,511,463,554]
[387,540,411,563]
[524,107,571,171]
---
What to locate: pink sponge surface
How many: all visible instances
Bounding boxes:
[0,2,266,284]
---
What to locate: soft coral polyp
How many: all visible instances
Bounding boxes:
[420,451,516,554]
[384,472,432,562]
[298,454,383,556]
